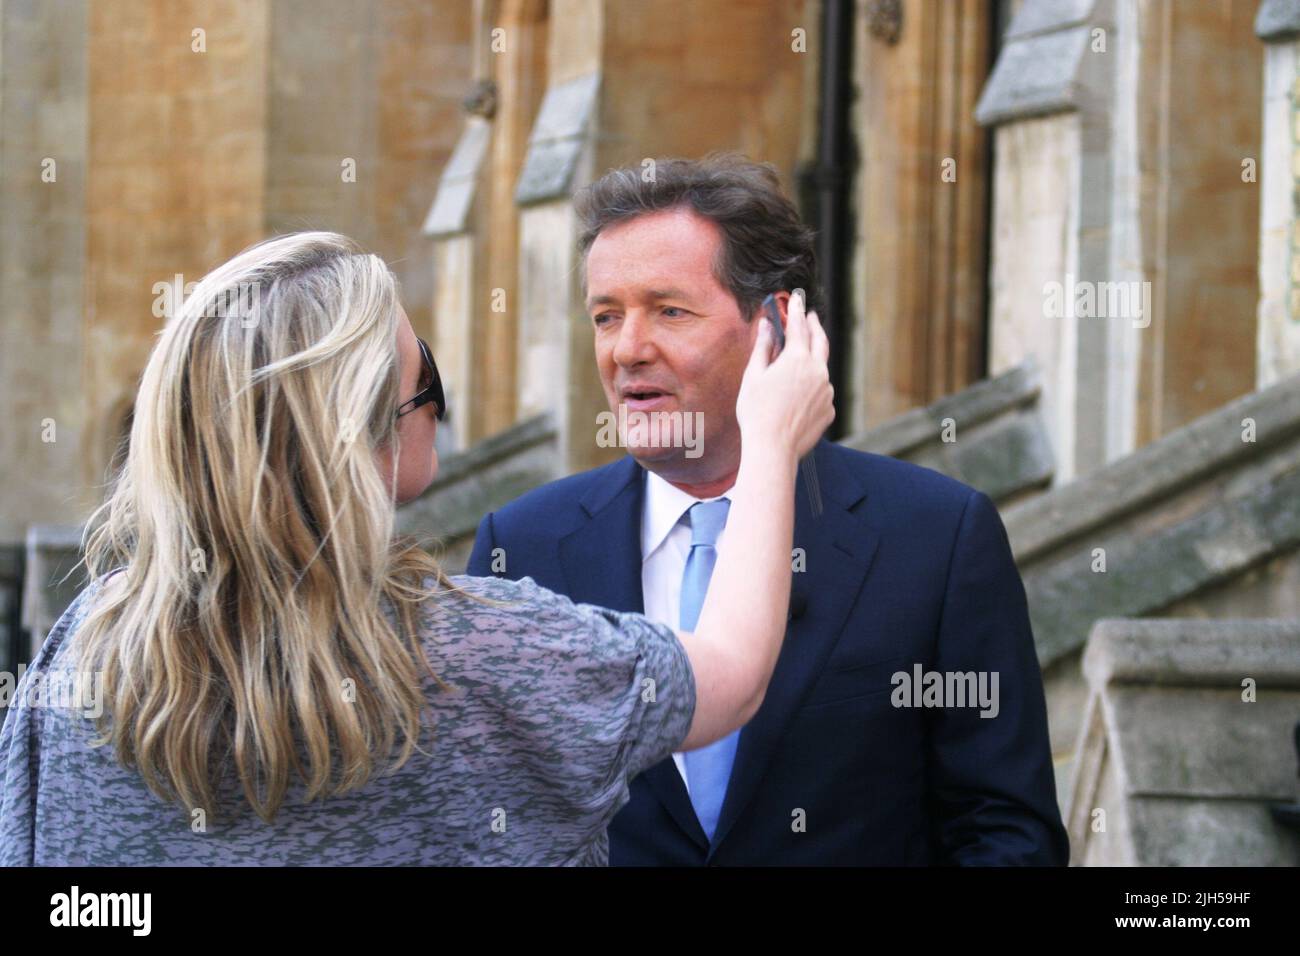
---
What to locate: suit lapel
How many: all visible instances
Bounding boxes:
[557,455,710,848]
[708,440,880,855]
[557,456,645,613]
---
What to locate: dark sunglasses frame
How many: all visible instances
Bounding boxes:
[396,337,446,421]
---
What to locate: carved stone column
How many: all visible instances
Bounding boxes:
[849,0,993,434]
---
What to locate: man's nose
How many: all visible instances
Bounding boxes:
[612,311,656,367]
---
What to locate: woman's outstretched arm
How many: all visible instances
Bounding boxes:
[675,294,833,751]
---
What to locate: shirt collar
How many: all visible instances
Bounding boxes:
[640,468,735,562]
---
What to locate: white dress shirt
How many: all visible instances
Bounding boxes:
[640,468,734,793]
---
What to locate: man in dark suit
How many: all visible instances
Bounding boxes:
[467,155,1067,865]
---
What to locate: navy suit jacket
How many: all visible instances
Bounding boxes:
[466,438,1068,865]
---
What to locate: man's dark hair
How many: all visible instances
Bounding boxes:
[574,152,819,320]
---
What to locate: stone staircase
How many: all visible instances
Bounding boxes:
[1007,370,1300,665]
[1004,369,1300,824]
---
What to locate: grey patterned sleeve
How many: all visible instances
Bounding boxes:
[0,580,102,867]
[443,575,696,833]
[561,594,698,779]
[0,661,37,867]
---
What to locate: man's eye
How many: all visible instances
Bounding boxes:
[593,313,613,326]
[662,307,686,317]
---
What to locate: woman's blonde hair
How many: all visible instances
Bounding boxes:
[77,231,456,824]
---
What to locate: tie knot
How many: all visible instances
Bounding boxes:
[687,498,730,547]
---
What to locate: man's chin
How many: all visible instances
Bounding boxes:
[625,443,682,468]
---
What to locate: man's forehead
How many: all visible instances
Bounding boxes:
[585,211,723,304]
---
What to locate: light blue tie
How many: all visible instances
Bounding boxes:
[680,498,737,843]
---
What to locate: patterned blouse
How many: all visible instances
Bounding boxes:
[0,573,696,865]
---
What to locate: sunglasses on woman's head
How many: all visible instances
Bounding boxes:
[397,337,446,421]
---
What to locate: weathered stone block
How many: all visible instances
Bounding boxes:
[1066,618,1300,865]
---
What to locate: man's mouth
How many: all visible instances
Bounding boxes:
[620,387,673,411]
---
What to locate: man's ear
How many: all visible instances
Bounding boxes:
[751,291,793,330]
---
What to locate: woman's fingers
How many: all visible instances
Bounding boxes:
[784,288,809,354]
[809,309,829,364]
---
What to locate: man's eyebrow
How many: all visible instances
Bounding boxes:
[647,288,693,302]
[585,288,696,311]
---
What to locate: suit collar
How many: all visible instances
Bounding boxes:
[561,456,645,613]
[577,454,642,517]
[575,444,864,516]
[642,469,735,563]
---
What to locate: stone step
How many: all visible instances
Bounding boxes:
[841,356,1053,505]
[1066,617,1300,866]
[1008,368,1300,668]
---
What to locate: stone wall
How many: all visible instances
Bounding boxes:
[0,0,466,551]
[978,0,1264,482]
[0,0,91,543]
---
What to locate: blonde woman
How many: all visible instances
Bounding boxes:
[0,231,832,866]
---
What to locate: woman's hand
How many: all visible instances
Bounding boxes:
[735,291,834,462]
